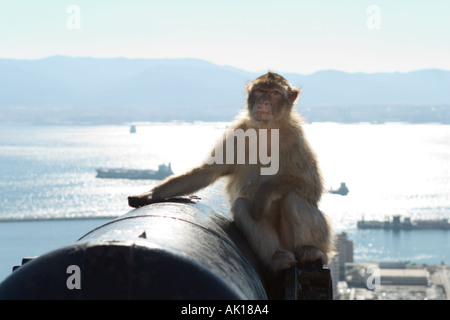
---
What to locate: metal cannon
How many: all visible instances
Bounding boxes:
[0,198,331,300]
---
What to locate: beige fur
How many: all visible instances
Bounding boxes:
[128,72,335,274]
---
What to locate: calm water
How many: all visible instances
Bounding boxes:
[1,123,450,282]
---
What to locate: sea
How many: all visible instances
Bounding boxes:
[1,122,450,283]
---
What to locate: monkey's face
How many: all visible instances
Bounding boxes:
[250,85,287,122]
[248,84,299,124]
[246,73,300,124]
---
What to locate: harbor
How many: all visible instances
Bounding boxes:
[96,163,173,180]
[358,215,450,230]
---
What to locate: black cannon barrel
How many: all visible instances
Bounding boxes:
[0,199,267,299]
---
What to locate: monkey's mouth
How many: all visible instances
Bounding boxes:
[254,111,273,121]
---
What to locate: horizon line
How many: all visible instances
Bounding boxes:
[1,54,449,76]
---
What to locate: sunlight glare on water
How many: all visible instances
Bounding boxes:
[1,122,449,227]
[1,122,450,273]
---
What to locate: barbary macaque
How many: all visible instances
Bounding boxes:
[128,72,334,277]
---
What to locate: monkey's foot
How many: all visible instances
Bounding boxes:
[294,245,327,265]
[269,248,296,273]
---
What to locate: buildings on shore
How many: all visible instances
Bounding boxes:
[330,232,450,300]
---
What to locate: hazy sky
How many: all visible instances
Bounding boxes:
[1,0,449,74]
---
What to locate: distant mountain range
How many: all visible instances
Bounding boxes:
[1,56,449,124]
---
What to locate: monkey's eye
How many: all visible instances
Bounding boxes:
[270,91,281,97]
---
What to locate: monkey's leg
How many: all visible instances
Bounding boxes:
[232,198,295,273]
[279,193,333,265]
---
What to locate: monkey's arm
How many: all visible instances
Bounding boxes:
[128,162,233,208]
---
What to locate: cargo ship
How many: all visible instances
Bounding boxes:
[329,182,349,196]
[357,215,450,230]
[96,163,173,180]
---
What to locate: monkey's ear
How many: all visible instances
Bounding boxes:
[245,82,253,94]
[290,87,301,103]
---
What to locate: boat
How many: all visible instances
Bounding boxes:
[357,215,450,230]
[96,163,173,180]
[130,125,136,133]
[329,182,349,196]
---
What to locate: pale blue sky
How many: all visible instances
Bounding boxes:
[0,0,449,73]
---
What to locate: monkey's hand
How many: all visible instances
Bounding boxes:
[128,189,163,208]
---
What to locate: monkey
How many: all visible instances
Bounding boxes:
[128,72,334,279]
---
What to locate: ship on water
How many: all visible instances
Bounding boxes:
[357,215,450,230]
[96,163,173,180]
[329,182,349,196]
